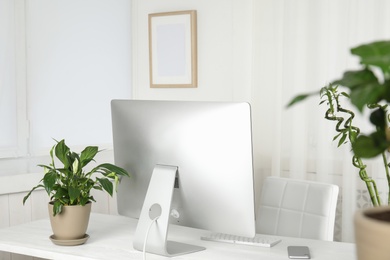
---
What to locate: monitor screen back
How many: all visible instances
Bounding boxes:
[111,100,256,237]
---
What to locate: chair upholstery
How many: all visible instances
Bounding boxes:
[256,176,339,241]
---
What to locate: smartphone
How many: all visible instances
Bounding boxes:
[287,246,311,259]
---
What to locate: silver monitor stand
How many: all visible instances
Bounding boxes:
[133,165,205,256]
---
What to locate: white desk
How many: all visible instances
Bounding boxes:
[0,213,356,260]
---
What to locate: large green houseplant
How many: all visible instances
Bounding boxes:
[288,40,390,207]
[23,139,130,216]
[288,40,390,260]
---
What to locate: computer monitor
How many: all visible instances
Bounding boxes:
[111,100,256,256]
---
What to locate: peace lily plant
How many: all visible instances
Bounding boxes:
[288,40,390,207]
[23,139,130,216]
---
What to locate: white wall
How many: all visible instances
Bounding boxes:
[130,0,266,238]
[131,0,253,102]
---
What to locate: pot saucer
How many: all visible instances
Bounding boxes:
[49,234,89,246]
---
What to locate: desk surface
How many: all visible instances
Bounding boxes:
[0,213,356,260]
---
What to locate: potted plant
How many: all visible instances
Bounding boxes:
[288,40,390,260]
[23,139,130,245]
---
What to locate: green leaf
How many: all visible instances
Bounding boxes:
[286,94,313,108]
[80,146,99,167]
[333,132,342,141]
[352,133,388,158]
[52,187,68,200]
[349,129,358,143]
[333,69,378,89]
[383,79,390,100]
[338,133,347,147]
[370,108,386,129]
[54,139,71,168]
[23,184,44,204]
[351,41,390,75]
[49,144,55,167]
[93,185,103,191]
[69,186,80,204]
[79,197,90,206]
[349,82,385,112]
[52,201,63,216]
[43,170,57,194]
[96,163,130,177]
[97,178,114,196]
[69,152,80,172]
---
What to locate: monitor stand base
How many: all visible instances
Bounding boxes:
[133,164,205,257]
[166,240,205,256]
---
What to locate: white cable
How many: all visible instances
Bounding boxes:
[143,216,159,260]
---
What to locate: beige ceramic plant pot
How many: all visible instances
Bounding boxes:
[354,205,390,260]
[48,202,92,240]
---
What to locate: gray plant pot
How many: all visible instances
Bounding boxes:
[48,202,92,241]
[354,205,390,260]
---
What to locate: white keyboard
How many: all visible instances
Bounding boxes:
[201,233,282,248]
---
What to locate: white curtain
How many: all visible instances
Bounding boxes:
[251,0,390,242]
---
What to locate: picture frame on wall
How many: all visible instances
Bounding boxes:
[148,10,197,88]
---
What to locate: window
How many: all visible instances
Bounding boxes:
[0,0,27,159]
[0,0,132,174]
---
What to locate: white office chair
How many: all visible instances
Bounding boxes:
[256,176,339,241]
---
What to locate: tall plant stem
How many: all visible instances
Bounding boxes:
[321,85,383,206]
[353,156,381,206]
[383,152,390,205]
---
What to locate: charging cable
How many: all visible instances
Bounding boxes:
[143,216,159,260]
